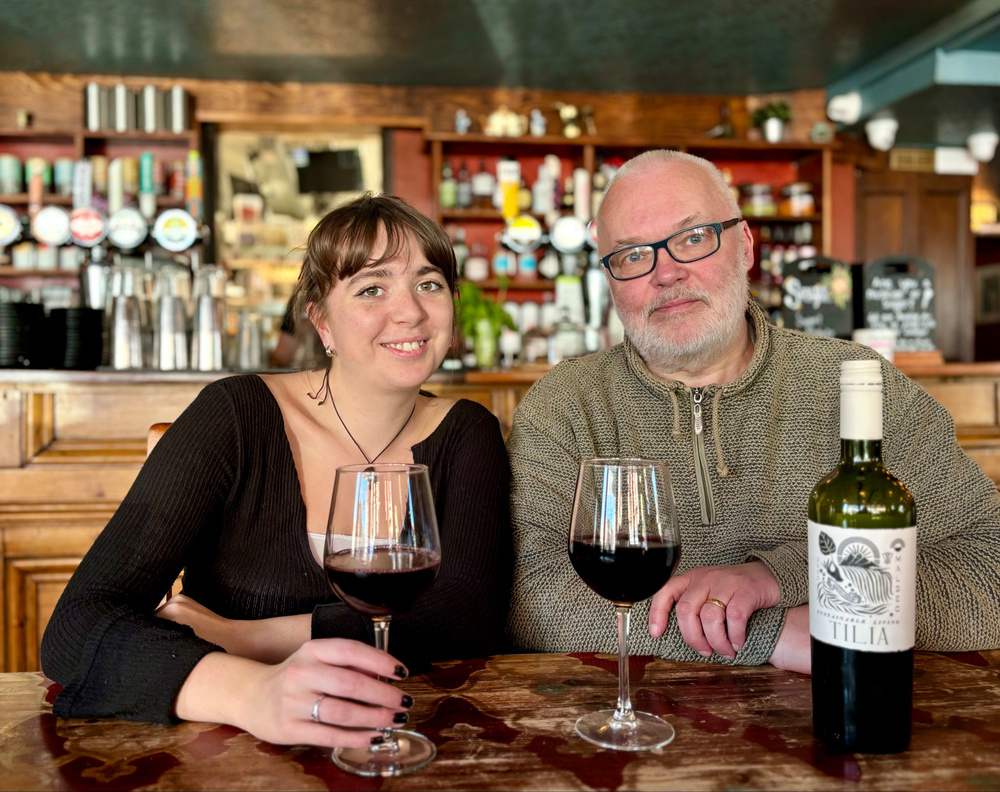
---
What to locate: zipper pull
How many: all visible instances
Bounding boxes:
[692,388,703,435]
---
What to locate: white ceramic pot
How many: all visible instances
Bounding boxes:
[763,117,784,144]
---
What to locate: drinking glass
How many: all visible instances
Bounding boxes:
[568,458,681,751]
[324,463,442,777]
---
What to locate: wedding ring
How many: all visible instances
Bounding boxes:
[311,693,326,724]
[706,598,727,612]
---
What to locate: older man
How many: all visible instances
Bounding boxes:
[506,149,1000,673]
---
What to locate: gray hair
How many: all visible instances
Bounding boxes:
[596,149,742,237]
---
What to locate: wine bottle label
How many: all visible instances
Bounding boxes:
[808,520,916,652]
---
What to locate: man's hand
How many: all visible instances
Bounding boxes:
[648,561,782,659]
[767,604,810,674]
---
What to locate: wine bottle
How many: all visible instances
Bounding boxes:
[808,359,916,753]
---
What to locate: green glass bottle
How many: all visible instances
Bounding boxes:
[808,359,917,753]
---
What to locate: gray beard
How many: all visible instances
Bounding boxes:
[617,263,750,376]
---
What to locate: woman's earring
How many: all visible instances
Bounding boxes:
[324,346,335,357]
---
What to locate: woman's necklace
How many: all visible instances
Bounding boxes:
[330,394,416,465]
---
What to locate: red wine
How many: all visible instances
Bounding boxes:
[811,639,913,753]
[569,540,679,605]
[325,546,440,617]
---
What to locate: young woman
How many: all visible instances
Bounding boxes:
[41,194,512,751]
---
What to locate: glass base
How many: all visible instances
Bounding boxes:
[331,730,436,777]
[574,710,675,751]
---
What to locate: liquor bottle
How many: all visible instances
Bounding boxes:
[452,227,469,276]
[808,359,916,753]
[439,161,457,210]
[456,161,472,209]
[471,159,495,209]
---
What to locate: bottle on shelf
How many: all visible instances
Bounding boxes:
[456,161,472,209]
[591,166,608,220]
[538,248,560,281]
[492,240,514,278]
[439,160,457,210]
[464,242,489,282]
[532,163,555,216]
[471,159,495,209]
[809,359,916,754]
[451,227,469,276]
[516,176,532,212]
[560,176,575,212]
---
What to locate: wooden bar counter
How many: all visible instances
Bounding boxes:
[1,362,998,673]
[2,650,999,791]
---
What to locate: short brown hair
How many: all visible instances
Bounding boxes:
[293,193,457,320]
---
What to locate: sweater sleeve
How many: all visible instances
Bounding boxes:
[311,404,513,669]
[883,365,1000,651]
[39,382,239,723]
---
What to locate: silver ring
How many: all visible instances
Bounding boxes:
[311,693,326,724]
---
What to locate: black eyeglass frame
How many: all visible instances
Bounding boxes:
[600,217,743,281]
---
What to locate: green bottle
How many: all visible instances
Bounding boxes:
[808,359,917,753]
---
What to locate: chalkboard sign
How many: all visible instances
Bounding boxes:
[781,256,854,338]
[862,256,937,352]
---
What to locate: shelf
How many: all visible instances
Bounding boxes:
[427,132,594,147]
[427,130,836,155]
[82,130,198,144]
[0,267,80,277]
[744,214,821,223]
[0,193,73,206]
[463,278,555,291]
[440,208,549,221]
[0,129,78,140]
[225,258,302,270]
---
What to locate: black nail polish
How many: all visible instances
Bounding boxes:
[393,712,409,724]
[394,665,408,679]
[370,736,385,746]
[401,694,414,708]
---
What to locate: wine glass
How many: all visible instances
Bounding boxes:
[568,458,681,751]
[324,463,442,777]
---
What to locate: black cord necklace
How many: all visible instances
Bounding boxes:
[330,393,416,465]
[308,366,416,464]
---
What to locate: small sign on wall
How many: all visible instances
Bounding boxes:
[863,256,937,352]
[781,256,854,338]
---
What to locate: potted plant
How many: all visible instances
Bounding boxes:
[752,101,792,144]
[455,282,516,369]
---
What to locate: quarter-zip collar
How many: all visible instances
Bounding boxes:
[622,299,772,401]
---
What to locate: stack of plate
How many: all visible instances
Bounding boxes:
[0,303,45,368]
[48,308,103,369]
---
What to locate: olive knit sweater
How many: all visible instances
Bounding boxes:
[506,300,1000,664]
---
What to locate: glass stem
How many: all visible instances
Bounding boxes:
[613,605,636,724]
[371,616,399,749]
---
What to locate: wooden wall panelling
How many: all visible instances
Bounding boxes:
[24,393,54,460]
[54,384,207,441]
[0,71,773,142]
[920,381,998,427]
[917,175,974,364]
[5,557,81,671]
[0,390,23,468]
[856,170,974,361]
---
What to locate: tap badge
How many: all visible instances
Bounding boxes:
[815,531,900,616]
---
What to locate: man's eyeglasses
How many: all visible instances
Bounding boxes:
[600,218,742,281]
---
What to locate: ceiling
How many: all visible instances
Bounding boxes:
[3,0,1000,147]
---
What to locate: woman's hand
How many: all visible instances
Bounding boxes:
[648,561,782,660]
[176,639,413,749]
[156,595,310,664]
[767,604,811,674]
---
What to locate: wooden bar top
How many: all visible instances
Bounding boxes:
[2,359,998,389]
[3,650,999,791]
